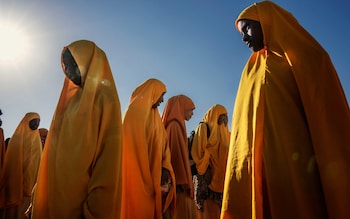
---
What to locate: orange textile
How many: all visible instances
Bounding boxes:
[32,40,122,219]
[122,78,175,219]
[221,2,350,219]
[191,104,230,193]
[0,112,42,208]
[161,95,197,218]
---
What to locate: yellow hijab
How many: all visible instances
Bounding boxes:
[222,1,350,219]
[0,112,41,208]
[191,104,230,192]
[122,78,175,219]
[32,40,122,219]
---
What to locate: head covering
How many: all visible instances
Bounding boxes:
[0,112,41,208]
[222,2,350,219]
[162,94,195,134]
[122,78,175,219]
[235,1,323,55]
[162,95,195,190]
[191,104,230,191]
[32,40,122,219]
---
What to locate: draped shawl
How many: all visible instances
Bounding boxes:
[121,78,175,219]
[32,40,122,219]
[221,2,350,219]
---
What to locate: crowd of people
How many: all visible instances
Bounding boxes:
[0,1,349,219]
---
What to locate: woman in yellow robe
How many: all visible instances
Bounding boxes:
[191,104,230,219]
[221,2,350,219]
[0,112,42,219]
[121,78,175,219]
[161,94,197,219]
[32,40,122,219]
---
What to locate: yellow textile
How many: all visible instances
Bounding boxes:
[32,40,122,219]
[0,112,42,208]
[162,95,197,218]
[122,78,175,219]
[191,104,230,193]
[221,2,350,219]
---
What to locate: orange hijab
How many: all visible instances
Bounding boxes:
[162,95,195,191]
[122,78,175,219]
[32,40,122,219]
[0,112,41,208]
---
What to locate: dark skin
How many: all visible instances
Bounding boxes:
[218,113,228,126]
[61,48,82,86]
[152,92,166,109]
[237,19,264,52]
[29,118,40,130]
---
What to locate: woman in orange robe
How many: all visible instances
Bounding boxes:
[122,78,175,219]
[0,112,42,219]
[161,94,197,219]
[221,2,350,219]
[32,40,122,219]
[191,104,230,219]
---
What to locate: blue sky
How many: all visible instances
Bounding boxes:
[0,0,349,138]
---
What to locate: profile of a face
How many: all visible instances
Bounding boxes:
[218,113,228,126]
[61,48,82,86]
[237,19,264,52]
[29,118,40,130]
[152,92,166,109]
[184,108,195,121]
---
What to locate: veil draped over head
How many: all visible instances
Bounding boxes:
[222,2,350,219]
[32,40,122,219]
[122,78,175,219]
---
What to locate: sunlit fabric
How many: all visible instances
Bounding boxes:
[192,104,229,192]
[191,104,230,218]
[32,40,122,219]
[121,78,175,219]
[221,2,350,219]
[161,94,197,218]
[0,112,42,215]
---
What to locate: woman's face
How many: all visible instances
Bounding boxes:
[152,92,166,109]
[217,113,228,126]
[62,48,82,86]
[237,19,264,52]
[29,118,40,130]
[184,108,195,121]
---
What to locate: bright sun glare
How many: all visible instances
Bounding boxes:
[0,21,30,65]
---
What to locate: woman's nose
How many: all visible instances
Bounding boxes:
[242,33,249,42]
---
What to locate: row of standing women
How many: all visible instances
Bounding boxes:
[0,38,230,219]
